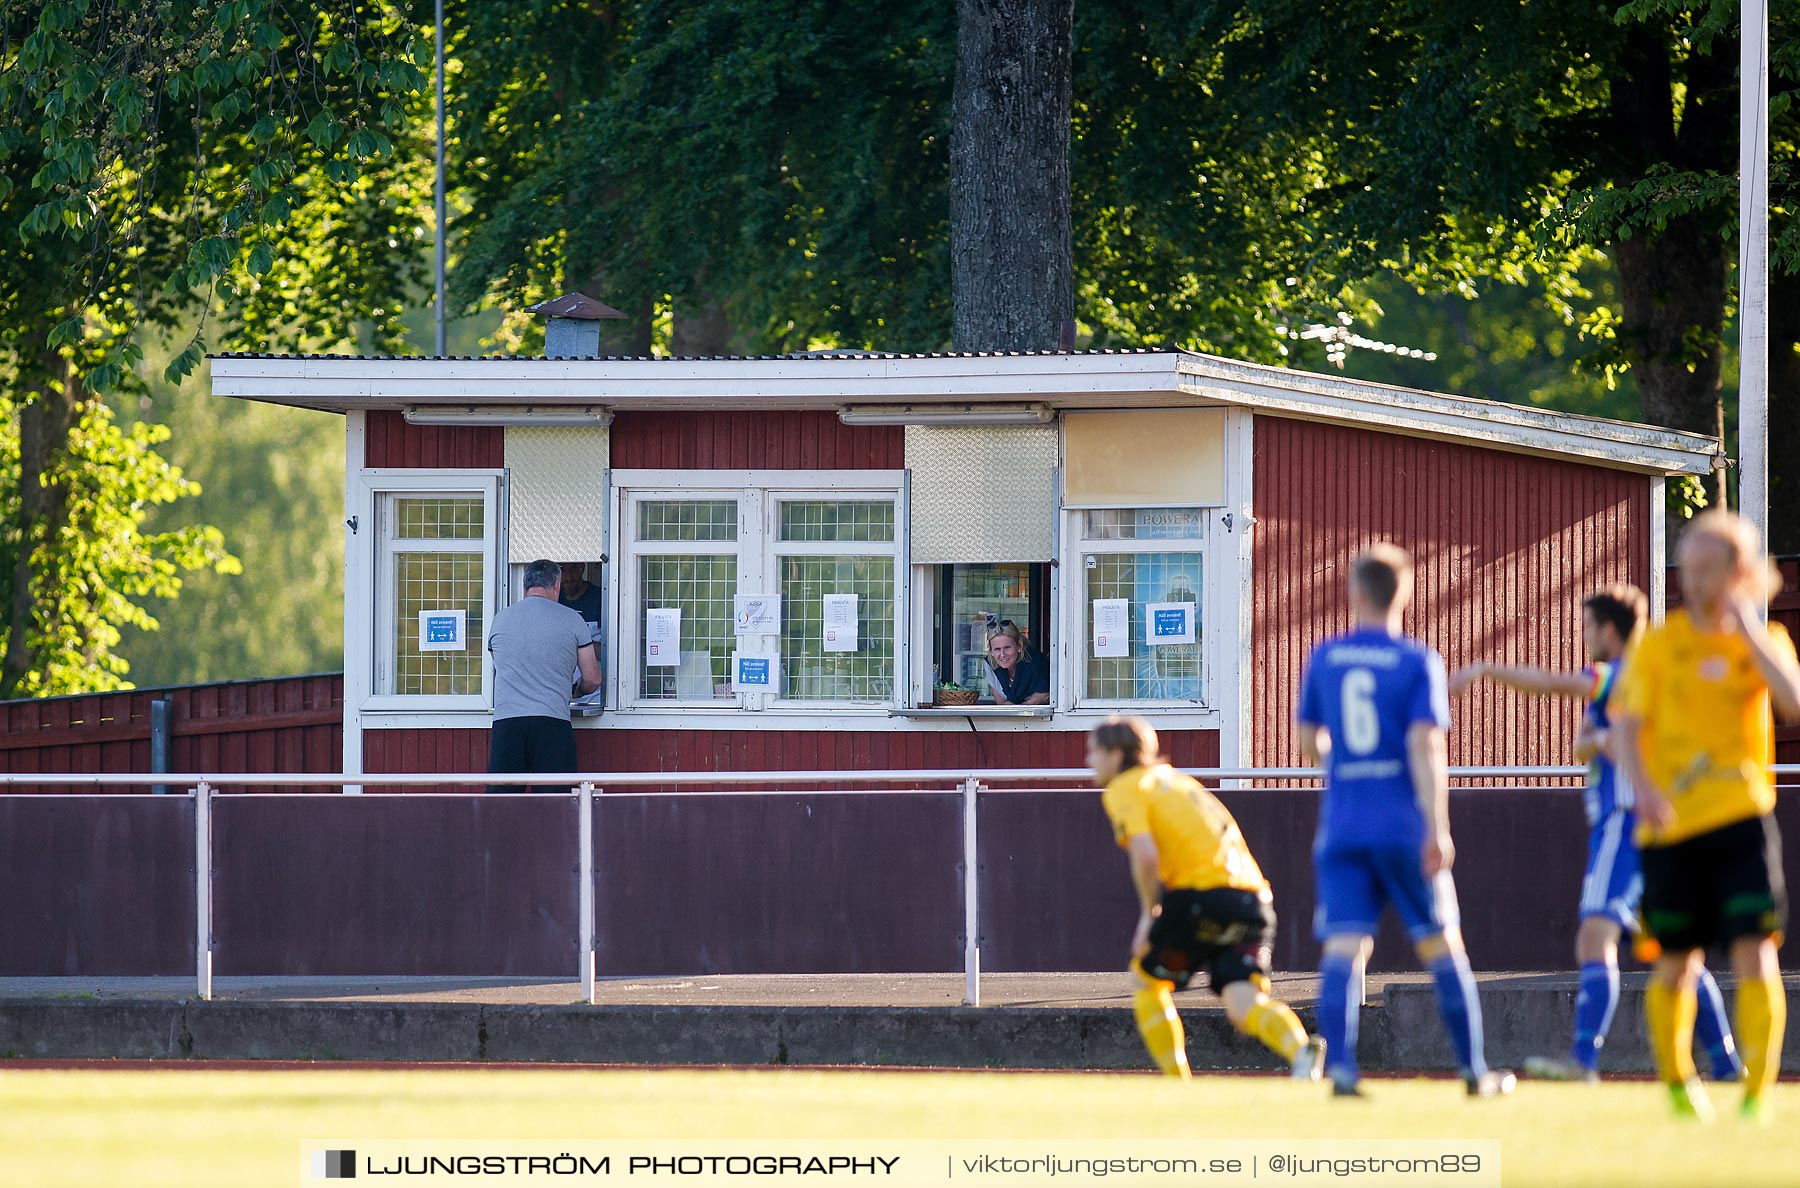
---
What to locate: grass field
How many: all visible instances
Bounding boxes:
[1,1066,1795,1187]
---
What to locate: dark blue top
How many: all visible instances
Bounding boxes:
[559,582,603,626]
[1297,627,1449,852]
[991,653,1050,704]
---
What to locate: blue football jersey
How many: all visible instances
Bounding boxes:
[1581,661,1634,827]
[1297,627,1450,852]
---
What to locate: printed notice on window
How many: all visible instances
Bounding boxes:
[821,593,859,652]
[1092,598,1129,658]
[734,595,781,635]
[732,652,778,691]
[418,609,467,652]
[645,607,682,666]
[1146,601,1196,646]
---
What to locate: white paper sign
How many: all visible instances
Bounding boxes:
[821,593,859,653]
[645,607,682,666]
[734,595,781,635]
[731,652,779,691]
[418,609,467,652]
[1091,598,1129,658]
[1146,601,1197,646]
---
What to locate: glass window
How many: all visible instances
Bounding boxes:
[638,554,738,700]
[779,500,896,542]
[639,499,738,542]
[780,555,896,701]
[377,493,490,699]
[1078,508,1206,704]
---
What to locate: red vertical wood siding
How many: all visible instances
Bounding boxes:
[608,410,904,470]
[1250,416,1652,768]
[361,727,1221,792]
[364,409,504,469]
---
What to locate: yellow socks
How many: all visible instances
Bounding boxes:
[1132,983,1190,1078]
[1735,973,1787,1104]
[1645,979,1698,1085]
[1241,998,1307,1063]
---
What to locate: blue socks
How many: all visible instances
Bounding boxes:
[1568,956,1738,1079]
[1570,960,1619,1071]
[1319,951,1360,1082]
[1693,966,1743,1081]
[1429,951,1486,1076]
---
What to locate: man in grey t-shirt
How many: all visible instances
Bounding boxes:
[486,559,602,792]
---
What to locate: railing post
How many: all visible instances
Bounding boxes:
[961,776,981,1007]
[194,780,212,1001]
[578,781,596,1006]
[1353,946,1368,1009]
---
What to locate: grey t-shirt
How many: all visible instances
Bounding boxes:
[487,595,594,721]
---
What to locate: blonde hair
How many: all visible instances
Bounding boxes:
[987,620,1027,654]
[1683,510,1784,602]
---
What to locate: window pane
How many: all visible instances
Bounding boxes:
[638,555,738,699]
[780,556,895,700]
[639,500,738,542]
[1082,507,1205,541]
[779,500,895,542]
[1085,553,1203,701]
[395,497,484,540]
[392,552,485,695]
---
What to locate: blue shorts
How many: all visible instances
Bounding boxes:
[1313,845,1462,942]
[1579,810,1642,932]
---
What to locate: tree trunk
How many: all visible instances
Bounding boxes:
[1606,31,1735,508]
[1,351,81,698]
[670,290,750,356]
[1766,270,1800,554]
[949,0,1074,352]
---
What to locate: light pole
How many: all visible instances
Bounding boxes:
[1739,0,1769,544]
[434,0,447,357]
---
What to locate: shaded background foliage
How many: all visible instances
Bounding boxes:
[7,0,1795,688]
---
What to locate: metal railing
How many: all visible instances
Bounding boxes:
[7,765,1797,1008]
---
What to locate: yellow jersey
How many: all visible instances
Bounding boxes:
[1101,764,1268,894]
[1614,611,1795,847]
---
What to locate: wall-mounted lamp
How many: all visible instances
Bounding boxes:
[401,407,613,427]
[836,404,1054,427]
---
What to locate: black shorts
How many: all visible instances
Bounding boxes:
[1138,887,1276,993]
[1640,814,1786,953]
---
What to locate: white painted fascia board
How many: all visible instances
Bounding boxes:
[1174,359,1717,476]
[208,352,1186,406]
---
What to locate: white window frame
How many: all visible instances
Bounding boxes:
[351,469,504,714]
[609,469,907,714]
[1060,506,1214,711]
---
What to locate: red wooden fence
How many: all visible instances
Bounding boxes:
[0,674,342,793]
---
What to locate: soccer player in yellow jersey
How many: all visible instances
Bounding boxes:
[1613,511,1800,1122]
[1090,715,1326,1081]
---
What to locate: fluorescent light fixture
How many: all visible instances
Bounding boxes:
[402,406,612,427]
[837,404,1054,426]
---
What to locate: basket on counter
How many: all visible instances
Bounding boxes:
[933,686,980,707]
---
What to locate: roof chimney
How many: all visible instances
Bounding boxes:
[527,292,628,358]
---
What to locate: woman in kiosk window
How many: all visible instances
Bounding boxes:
[986,620,1050,705]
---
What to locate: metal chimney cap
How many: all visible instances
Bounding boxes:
[526,292,627,320]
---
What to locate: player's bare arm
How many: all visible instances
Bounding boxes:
[1610,711,1674,830]
[1406,722,1453,876]
[1721,593,1800,720]
[1295,721,1328,766]
[1449,661,1593,700]
[1125,833,1162,958]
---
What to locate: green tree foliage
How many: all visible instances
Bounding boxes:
[0,1,424,695]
